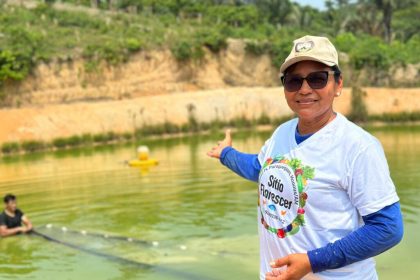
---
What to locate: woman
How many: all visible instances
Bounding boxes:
[207,35,403,280]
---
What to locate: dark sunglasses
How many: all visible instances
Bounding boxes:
[281,71,336,92]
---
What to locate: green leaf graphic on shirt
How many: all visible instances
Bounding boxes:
[302,166,315,180]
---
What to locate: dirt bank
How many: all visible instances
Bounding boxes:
[3,37,419,108]
[0,87,418,144]
[2,39,277,107]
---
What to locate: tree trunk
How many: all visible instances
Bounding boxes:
[382,1,393,44]
[90,0,99,9]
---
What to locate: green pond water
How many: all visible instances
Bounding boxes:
[0,127,419,280]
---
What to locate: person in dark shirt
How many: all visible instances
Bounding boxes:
[0,194,33,237]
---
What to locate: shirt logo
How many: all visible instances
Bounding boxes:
[258,156,314,238]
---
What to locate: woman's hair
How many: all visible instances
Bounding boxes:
[4,194,16,203]
[331,65,342,83]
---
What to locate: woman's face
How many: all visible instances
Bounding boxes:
[283,60,343,122]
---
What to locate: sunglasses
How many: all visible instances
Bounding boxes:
[281,71,336,92]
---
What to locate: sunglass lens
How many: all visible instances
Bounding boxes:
[306,72,328,89]
[284,76,303,92]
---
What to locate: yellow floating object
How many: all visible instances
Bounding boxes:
[128,159,159,167]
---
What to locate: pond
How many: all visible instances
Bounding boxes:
[0,126,419,280]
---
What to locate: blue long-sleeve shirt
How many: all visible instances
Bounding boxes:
[219,146,403,273]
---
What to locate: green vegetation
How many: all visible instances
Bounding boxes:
[0,113,292,156]
[2,109,420,156]
[1,142,20,154]
[0,0,419,94]
[369,112,420,122]
[21,140,46,153]
[348,86,368,123]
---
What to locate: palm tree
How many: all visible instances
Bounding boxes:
[362,0,417,43]
[373,0,394,43]
[325,0,358,35]
[255,0,293,26]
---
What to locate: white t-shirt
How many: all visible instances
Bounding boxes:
[257,113,399,280]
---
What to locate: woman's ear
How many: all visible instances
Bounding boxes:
[336,75,344,95]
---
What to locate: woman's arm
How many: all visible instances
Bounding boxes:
[207,129,261,182]
[307,201,403,272]
[267,202,404,279]
[219,147,261,182]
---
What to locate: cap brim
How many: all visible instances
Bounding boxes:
[279,56,336,75]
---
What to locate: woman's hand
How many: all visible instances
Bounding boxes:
[265,253,312,280]
[207,129,232,159]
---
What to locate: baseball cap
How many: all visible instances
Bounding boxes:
[279,35,339,75]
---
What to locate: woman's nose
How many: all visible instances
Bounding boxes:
[298,79,312,95]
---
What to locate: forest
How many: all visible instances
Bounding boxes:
[0,0,419,90]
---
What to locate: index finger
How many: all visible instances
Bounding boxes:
[225,129,232,139]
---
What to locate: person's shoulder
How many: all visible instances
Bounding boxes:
[272,117,298,137]
[336,113,380,149]
[16,209,24,216]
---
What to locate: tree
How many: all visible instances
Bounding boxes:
[373,0,394,43]
[255,0,293,26]
[393,3,420,41]
[361,0,417,43]
[325,0,359,35]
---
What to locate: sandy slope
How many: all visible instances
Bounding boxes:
[1,87,418,144]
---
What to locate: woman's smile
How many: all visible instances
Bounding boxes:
[296,98,318,105]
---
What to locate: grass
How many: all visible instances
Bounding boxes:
[369,111,420,122]
[2,111,420,157]
[0,113,290,156]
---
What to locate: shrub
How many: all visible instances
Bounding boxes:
[124,38,143,53]
[196,29,227,53]
[21,140,45,152]
[180,123,190,133]
[0,50,30,83]
[347,86,368,122]
[81,133,93,145]
[66,135,83,147]
[52,137,68,148]
[1,142,20,154]
[403,35,420,64]
[369,111,420,122]
[229,116,253,129]
[349,36,391,71]
[171,41,192,61]
[163,121,180,134]
[83,42,128,70]
[170,40,204,62]
[245,41,270,56]
[257,112,271,125]
[93,133,109,143]
[122,132,133,141]
[270,40,293,69]
[334,33,357,53]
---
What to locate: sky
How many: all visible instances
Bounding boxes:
[293,0,326,10]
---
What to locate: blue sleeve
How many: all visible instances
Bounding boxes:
[219,146,261,182]
[307,202,404,273]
